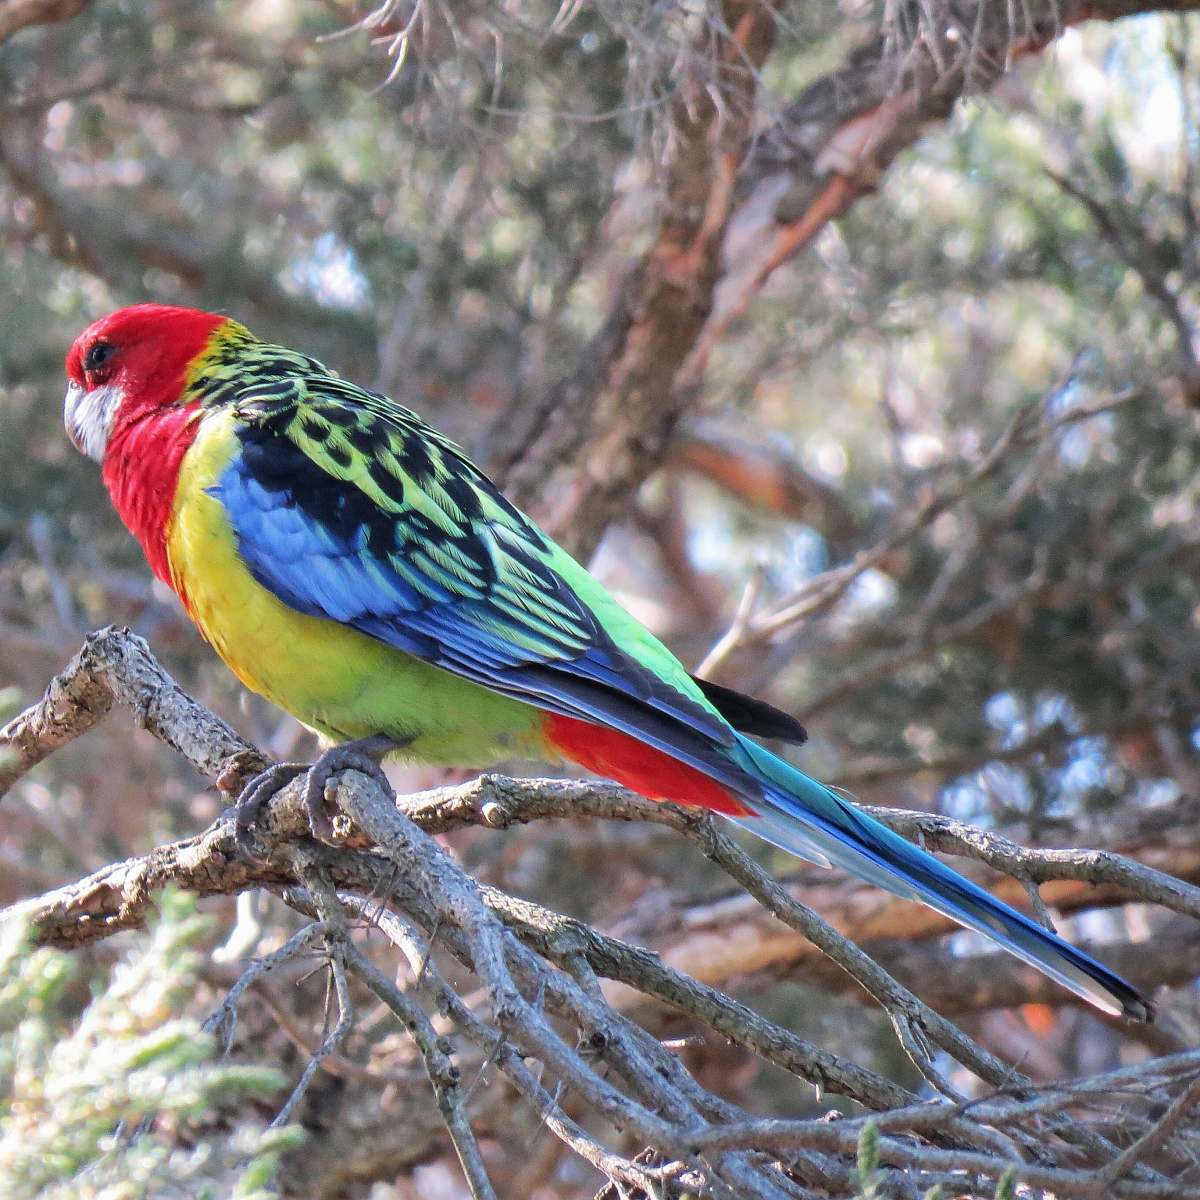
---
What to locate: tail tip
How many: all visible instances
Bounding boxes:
[1121,992,1155,1024]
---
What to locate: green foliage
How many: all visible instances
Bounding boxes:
[0,890,295,1199]
[855,1118,881,1198]
[994,1167,1018,1200]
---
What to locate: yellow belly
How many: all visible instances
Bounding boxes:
[165,411,546,764]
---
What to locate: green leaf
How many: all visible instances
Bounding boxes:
[856,1119,880,1198]
[995,1167,1018,1200]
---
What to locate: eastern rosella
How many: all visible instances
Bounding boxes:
[63,304,1149,1020]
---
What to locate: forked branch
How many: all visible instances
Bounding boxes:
[3,629,1199,1197]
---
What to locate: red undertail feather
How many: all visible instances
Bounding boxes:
[544,713,753,816]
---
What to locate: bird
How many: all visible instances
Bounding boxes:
[63,302,1150,1021]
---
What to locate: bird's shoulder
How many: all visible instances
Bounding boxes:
[199,344,600,647]
[192,339,728,734]
[200,344,526,535]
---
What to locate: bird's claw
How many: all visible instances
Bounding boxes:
[299,738,397,842]
[230,735,401,860]
[231,762,308,860]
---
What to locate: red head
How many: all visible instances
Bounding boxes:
[64,304,238,587]
[64,304,228,462]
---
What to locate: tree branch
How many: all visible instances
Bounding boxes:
[708,0,1200,362]
[0,625,266,800]
[491,0,781,558]
[4,629,1199,1196]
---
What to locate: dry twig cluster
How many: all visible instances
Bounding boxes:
[2,628,1199,1198]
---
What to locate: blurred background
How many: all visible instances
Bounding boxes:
[2,1,1200,1195]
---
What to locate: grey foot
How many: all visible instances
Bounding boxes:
[300,734,400,841]
[232,761,309,859]
[230,735,404,859]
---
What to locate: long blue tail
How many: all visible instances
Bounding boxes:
[727,735,1150,1021]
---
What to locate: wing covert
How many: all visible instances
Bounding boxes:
[207,366,738,762]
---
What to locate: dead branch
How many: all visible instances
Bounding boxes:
[3,629,1200,1197]
[0,626,265,797]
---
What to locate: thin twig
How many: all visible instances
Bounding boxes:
[201,921,330,1052]
[3,630,1199,1195]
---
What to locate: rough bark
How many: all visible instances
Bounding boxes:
[491,0,781,557]
[5,631,1200,1196]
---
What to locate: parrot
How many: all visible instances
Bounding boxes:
[63,303,1149,1021]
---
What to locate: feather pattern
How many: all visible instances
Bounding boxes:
[134,314,1150,1022]
[195,334,740,776]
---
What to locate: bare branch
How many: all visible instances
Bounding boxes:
[4,631,1199,1196]
[0,625,266,800]
[710,0,1200,362]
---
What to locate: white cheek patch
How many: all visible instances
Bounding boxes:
[64,381,123,462]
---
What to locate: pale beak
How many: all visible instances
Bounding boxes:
[64,380,121,462]
[63,382,85,452]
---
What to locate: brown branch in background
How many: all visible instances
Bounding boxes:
[671,426,861,549]
[4,630,1200,1196]
[797,916,1200,1021]
[706,0,1200,366]
[491,0,781,558]
[0,0,91,46]
[488,0,1200,563]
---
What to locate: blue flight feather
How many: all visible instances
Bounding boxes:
[203,361,1149,1022]
[727,735,1149,1021]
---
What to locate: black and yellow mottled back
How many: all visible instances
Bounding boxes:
[188,329,790,798]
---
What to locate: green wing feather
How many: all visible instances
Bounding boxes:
[196,335,738,762]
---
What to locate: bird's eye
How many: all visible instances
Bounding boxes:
[83,341,116,373]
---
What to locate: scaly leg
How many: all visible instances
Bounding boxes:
[299,733,402,840]
[233,762,308,858]
[231,734,407,857]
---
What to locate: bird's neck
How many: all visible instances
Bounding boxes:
[102,405,204,588]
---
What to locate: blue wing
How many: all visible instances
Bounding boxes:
[210,377,749,792]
